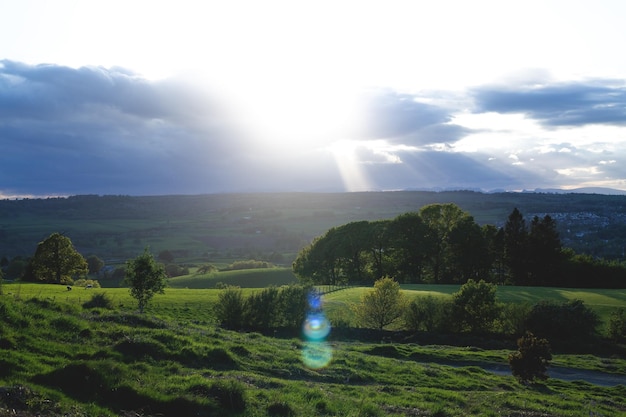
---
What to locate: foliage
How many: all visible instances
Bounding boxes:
[1,284,626,416]
[222,259,274,271]
[353,277,407,330]
[608,308,626,341]
[26,233,87,284]
[525,299,600,344]
[404,295,446,332]
[73,278,101,288]
[451,279,501,333]
[82,292,114,309]
[215,284,309,331]
[214,286,246,330]
[508,331,552,384]
[86,255,105,275]
[123,248,167,313]
[164,263,189,278]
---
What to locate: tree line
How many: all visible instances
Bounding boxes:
[293,204,626,288]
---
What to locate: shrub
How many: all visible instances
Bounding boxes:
[496,302,531,336]
[73,278,101,288]
[508,331,552,384]
[404,295,445,332]
[451,279,501,333]
[525,299,599,343]
[82,293,114,309]
[608,308,626,341]
[214,286,245,330]
[244,286,281,330]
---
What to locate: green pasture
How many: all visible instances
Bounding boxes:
[1,283,626,416]
[5,275,626,331]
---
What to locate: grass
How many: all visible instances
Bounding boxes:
[0,283,626,417]
[1,286,625,416]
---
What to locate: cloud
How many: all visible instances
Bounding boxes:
[0,60,251,195]
[472,80,626,127]
[2,60,626,196]
[359,90,468,144]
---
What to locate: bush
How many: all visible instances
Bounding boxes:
[508,331,552,384]
[82,293,114,309]
[608,308,626,341]
[214,286,245,330]
[496,302,531,336]
[525,299,599,343]
[73,279,101,288]
[244,286,280,330]
[404,295,445,332]
[451,279,501,333]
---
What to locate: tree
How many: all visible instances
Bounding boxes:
[503,208,528,284]
[86,255,105,275]
[527,215,562,286]
[28,233,87,284]
[124,248,167,313]
[508,332,552,384]
[451,279,501,333]
[353,276,406,330]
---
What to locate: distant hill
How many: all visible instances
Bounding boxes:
[532,187,626,195]
[1,191,625,263]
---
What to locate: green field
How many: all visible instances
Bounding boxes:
[1,281,626,416]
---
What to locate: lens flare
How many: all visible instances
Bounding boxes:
[302,341,333,370]
[301,290,332,369]
[303,313,331,341]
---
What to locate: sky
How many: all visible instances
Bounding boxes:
[1,0,626,197]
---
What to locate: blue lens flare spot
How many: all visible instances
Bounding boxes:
[307,292,322,310]
[302,341,333,369]
[303,313,331,341]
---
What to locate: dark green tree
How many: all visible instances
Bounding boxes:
[124,248,167,313]
[503,208,528,285]
[28,233,87,284]
[420,204,481,283]
[388,212,428,283]
[451,279,501,333]
[86,255,105,275]
[508,332,552,384]
[527,215,563,286]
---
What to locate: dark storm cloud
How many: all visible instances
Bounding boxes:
[361,90,469,144]
[472,80,626,126]
[0,60,246,195]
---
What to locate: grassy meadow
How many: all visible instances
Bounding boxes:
[2,279,626,417]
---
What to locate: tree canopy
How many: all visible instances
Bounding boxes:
[27,233,87,284]
[293,204,626,288]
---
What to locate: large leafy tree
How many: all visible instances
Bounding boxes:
[124,248,167,313]
[28,233,87,284]
[388,212,428,283]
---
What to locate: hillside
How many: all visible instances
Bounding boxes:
[1,191,625,264]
